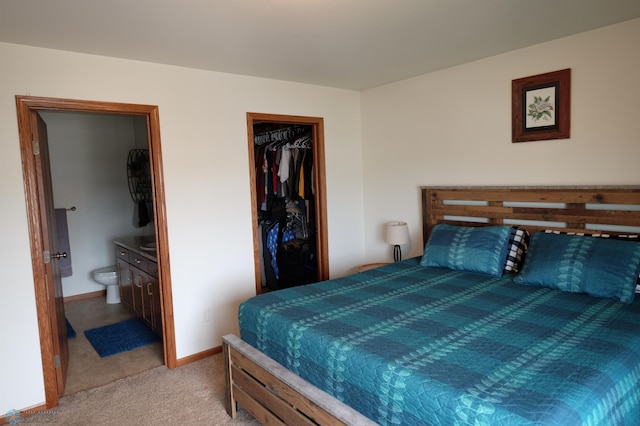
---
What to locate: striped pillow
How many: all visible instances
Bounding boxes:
[503,227,530,274]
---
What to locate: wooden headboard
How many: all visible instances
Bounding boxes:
[421,186,640,244]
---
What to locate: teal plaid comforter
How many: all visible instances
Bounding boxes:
[239,258,640,425]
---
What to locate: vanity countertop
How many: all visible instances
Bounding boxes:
[114,236,157,262]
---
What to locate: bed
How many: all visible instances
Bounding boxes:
[223,186,640,425]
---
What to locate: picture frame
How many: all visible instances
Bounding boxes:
[512,68,571,143]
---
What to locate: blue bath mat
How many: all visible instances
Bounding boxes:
[84,318,160,357]
[66,318,76,339]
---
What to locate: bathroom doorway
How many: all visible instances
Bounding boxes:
[15,96,176,408]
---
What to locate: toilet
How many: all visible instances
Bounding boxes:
[91,266,121,304]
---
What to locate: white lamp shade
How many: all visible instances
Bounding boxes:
[385,222,410,245]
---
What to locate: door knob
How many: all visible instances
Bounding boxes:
[52,252,68,259]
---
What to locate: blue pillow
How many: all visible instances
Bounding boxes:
[420,224,512,277]
[514,232,640,304]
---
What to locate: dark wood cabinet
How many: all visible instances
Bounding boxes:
[129,252,148,320]
[115,242,162,336]
[116,248,134,310]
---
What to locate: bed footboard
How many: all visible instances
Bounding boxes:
[222,334,376,426]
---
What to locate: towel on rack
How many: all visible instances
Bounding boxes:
[54,208,73,277]
[137,201,151,227]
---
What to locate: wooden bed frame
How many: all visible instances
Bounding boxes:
[224,186,640,425]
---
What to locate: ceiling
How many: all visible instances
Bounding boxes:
[1,0,639,91]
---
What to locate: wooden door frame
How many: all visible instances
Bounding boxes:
[247,112,329,294]
[15,96,176,408]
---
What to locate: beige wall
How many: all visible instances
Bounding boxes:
[361,18,640,263]
[0,42,362,413]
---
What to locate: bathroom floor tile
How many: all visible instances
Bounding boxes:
[63,296,164,395]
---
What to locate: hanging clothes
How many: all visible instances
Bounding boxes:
[289,148,306,198]
[278,148,291,197]
[254,124,316,290]
[299,163,305,199]
[255,145,266,210]
[266,222,296,280]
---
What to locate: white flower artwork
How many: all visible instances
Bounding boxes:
[525,86,556,128]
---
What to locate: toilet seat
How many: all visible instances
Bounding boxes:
[93,266,117,277]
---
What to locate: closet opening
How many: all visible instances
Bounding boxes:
[247,113,329,295]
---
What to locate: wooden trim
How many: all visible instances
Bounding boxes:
[146,104,178,369]
[311,119,329,282]
[14,96,177,409]
[63,290,106,303]
[16,97,59,408]
[174,346,221,367]
[246,113,329,295]
[0,402,48,425]
[246,115,261,295]
[223,335,376,426]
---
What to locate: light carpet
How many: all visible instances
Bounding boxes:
[21,353,259,425]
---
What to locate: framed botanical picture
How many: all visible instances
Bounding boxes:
[512,68,571,143]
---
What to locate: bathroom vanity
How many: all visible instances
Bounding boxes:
[114,237,162,337]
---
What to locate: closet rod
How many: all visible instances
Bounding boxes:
[254,125,307,146]
[268,134,312,150]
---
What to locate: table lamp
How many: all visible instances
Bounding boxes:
[385,221,410,262]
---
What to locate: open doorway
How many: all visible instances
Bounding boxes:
[15,96,176,408]
[246,112,330,295]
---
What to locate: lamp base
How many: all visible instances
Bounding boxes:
[393,245,402,262]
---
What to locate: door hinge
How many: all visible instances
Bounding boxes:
[43,250,51,264]
[54,355,60,368]
[32,140,40,155]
